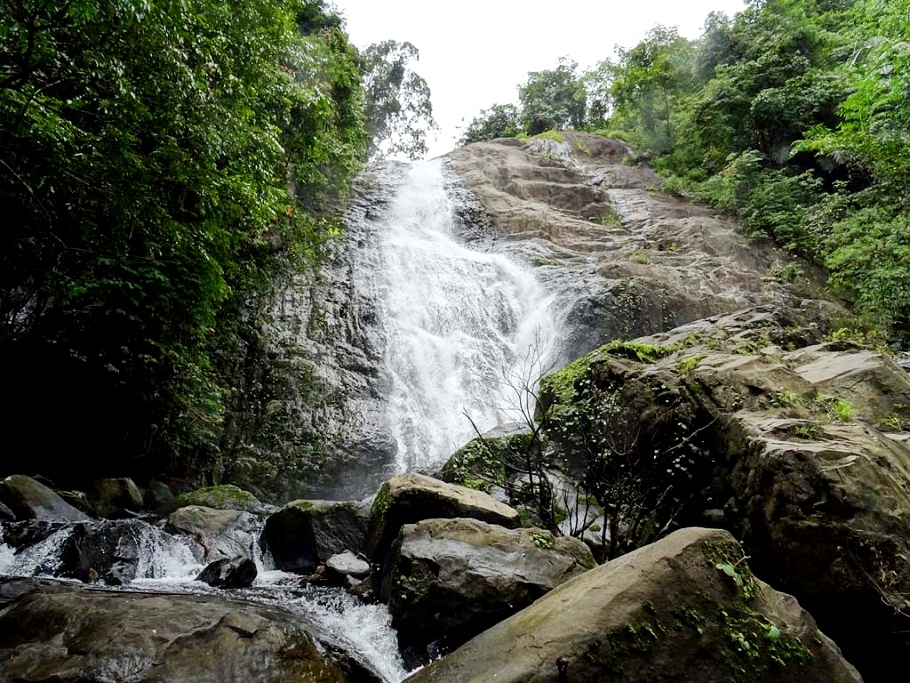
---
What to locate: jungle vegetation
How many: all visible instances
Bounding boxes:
[461,0,910,337]
[0,0,433,484]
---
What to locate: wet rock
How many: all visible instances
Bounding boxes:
[174,484,272,515]
[447,135,843,365]
[326,551,371,582]
[265,500,368,574]
[167,505,261,563]
[88,477,144,518]
[0,474,90,522]
[365,473,520,566]
[0,578,379,683]
[0,520,63,550]
[383,518,594,666]
[197,556,257,589]
[536,308,910,681]
[0,500,13,521]
[58,520,144,584]
[144,478,175,513]
[57,489,94,516]
[404,528,862,683]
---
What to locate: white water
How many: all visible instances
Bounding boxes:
[0,521,410,682]
[376,160,558,471]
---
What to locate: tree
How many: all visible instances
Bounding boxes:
[0,0,367,484]
[518,58,586,135]
[610,26,696,155]
[359,40,436,159]
[458,103,521,145]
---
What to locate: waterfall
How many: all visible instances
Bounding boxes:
[375,160,558,472]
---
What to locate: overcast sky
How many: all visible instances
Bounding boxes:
[333,1,747,158]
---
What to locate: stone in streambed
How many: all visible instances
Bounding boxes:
[87,477,144,518]
[365,472,520,566]
[264,500,368,574]
[0,578,377,683]
[167,505,261,564]
[196,556,257,589]
[0,474,90,522]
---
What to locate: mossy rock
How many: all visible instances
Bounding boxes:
[405,528,862,683]
[173,485,267,514]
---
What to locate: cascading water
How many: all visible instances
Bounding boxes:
[0,520,410,682]
[376,160,559,472]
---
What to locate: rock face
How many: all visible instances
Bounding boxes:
[218,166,404,502]
[365,472,520,565]
[405,527,862,683]
[537,307,910,682]
[447,134,841,365]
[88,477,144,517]
[382,518,594,665]
[167,505,261,564]
[264,499,368,574]
[0,474,90,522]
[0,578,376,683]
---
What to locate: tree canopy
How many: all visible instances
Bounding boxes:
[0,0,434,485]
[459,0,910,336]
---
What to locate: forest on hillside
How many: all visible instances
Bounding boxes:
[0,0,433,484]
[462,0,910,338]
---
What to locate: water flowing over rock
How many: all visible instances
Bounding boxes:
[0,579,379,683]
[448,134,844,364]
[374,160,559,473]
[221,159,562,500]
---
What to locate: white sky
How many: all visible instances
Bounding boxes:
[333,1,747,158]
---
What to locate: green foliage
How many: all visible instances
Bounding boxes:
[359,40,436,159]
[459,103,521,145]
[518,57,587,135]
[0,0,367,483]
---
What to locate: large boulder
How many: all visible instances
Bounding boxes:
[87,477,144,518]
[365,472,520,564]
[264,500,368,574]
[537,307,910,681]
[382,518,594,666]
[404,527,861,683]
[0,474,90,522]
[167,505,261,564]
[173,484,271,515]
[0,578,378,683]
